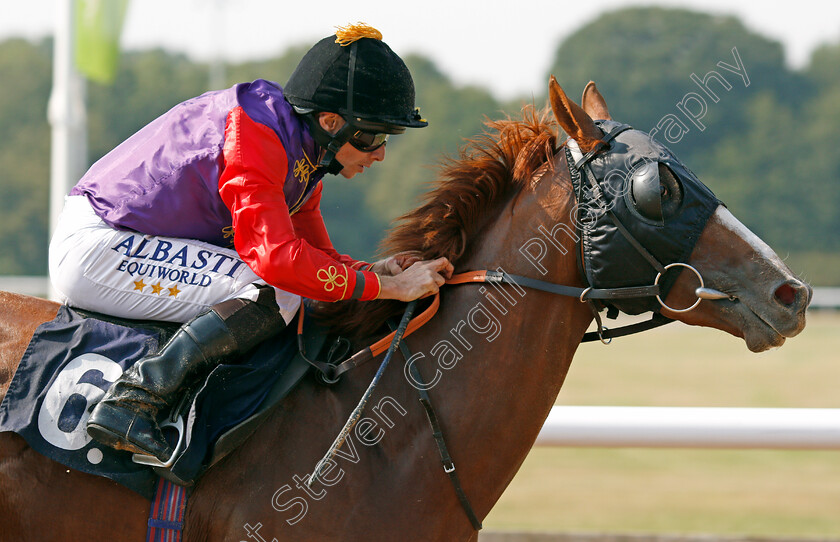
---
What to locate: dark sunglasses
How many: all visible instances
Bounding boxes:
[348,130,388,152]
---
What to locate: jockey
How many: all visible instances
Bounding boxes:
[48,24,453,462]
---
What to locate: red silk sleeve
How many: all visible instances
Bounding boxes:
[218,107,380,301]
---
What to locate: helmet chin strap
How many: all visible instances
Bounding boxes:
[299,114,353,175]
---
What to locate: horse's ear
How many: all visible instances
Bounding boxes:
[581,81,612,121]
[549,76,603,151]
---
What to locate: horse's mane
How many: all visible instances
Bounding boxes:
[312,105,559,338]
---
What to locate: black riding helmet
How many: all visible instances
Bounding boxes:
[285,24,427,173]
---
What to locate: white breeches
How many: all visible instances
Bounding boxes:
[49,196,300,324]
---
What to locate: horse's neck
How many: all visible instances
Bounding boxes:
[190,166,595,538]
[413,171,593,516]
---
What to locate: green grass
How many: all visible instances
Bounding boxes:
[484,311,840,538]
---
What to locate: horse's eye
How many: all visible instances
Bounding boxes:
[629,162,664,222]
[627,162,683,224]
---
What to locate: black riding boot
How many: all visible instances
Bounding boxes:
[86,291,285,461]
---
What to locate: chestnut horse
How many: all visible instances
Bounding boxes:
[0,80,810,541]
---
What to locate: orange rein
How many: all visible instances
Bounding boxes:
[367,271,488,357]
[296,271,488,375]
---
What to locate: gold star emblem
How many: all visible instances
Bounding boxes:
[151,283,164,295]
[133,279,146,291]
[167,285,181,297]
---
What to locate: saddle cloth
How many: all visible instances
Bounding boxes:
[0,305,322,499]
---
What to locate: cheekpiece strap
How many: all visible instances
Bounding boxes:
[573,123,632,170]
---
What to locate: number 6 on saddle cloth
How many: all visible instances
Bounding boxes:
[0,304,331,499]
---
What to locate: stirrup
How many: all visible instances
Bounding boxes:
[131,415,186,469]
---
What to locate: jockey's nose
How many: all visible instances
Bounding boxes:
[371,145,386,162]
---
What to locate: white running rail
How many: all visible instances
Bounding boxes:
[537,406,840,450]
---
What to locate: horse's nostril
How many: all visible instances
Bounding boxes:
[774,283,798,306]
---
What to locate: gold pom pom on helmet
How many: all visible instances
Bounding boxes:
[333,22,383,45]
[285,23,427,173]
[285,23,427,134]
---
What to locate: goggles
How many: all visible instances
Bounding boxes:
[348,129,388,152]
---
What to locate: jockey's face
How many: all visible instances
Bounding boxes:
[335,138,386,179]
[319,113,386,179]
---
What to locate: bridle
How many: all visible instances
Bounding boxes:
[300,123,731,382]
[302,122,733,531]
[560,121,730,340]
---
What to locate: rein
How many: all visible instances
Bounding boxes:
[299,267,672,531]
[301,123,732,532]
[299,268,675,383]
[297,266,676,531]
[307,300,418,488]
[300,125,734,379]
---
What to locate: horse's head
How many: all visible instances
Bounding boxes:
[549,77,811,352]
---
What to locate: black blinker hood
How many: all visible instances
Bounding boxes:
[568,120,722,315]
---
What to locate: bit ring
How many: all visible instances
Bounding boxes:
[654,262,704,313]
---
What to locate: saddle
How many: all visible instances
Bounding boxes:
[0,304,345,499]
[146,314,331,487]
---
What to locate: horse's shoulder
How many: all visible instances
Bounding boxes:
[0,291,60,401]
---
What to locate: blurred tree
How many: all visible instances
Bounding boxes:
[799,41,840,253]
[545,7,810,161]
[804,41,840,88]
[222,45,309,89]
[703,38,840,282]
[702,92,809,245]
[0,12,837,284]
[86,49,207,163]
[0,39,52,274]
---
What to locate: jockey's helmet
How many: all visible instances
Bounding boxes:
[285,24,427,173]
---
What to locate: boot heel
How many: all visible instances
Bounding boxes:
[87,402,174,459]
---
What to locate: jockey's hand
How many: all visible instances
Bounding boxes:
[369,251,423,276]
[377,257,454,301]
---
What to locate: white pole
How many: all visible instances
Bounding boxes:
[48,0,87,300]
[537,406,840,450]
